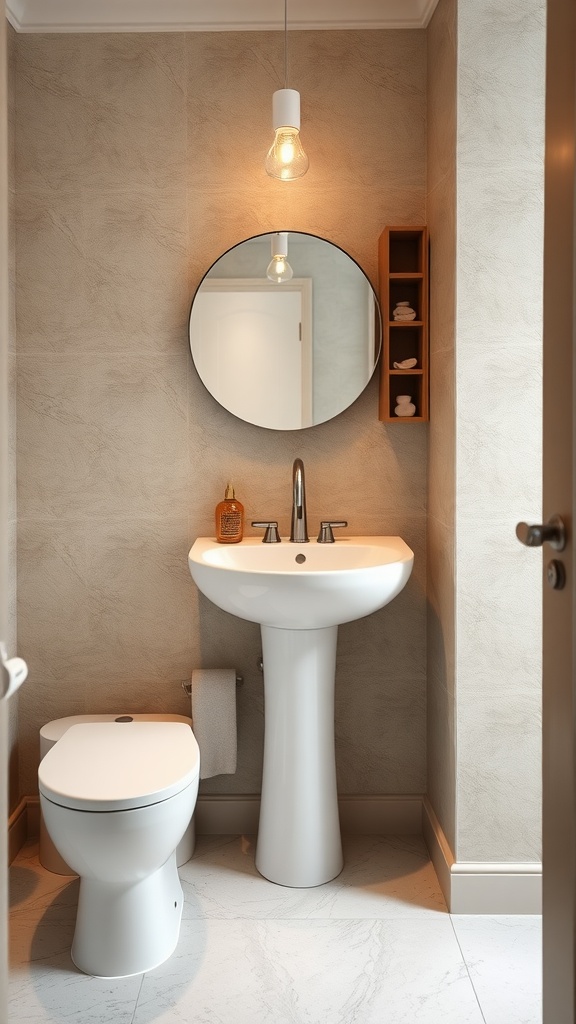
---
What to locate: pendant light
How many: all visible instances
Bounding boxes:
[265,0,309,181]
[266,232,294,283]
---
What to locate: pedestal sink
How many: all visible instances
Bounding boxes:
[188,536,414,887]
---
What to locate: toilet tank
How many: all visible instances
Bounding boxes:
[39,713,196,874]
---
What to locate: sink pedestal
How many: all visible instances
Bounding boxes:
[255,624,343,888]
[189,534,414,888]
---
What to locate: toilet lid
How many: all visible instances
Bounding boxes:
[38,722,200,812]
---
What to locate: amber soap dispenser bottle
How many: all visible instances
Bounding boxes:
[215,483,244,544]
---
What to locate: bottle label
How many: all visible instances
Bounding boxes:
[220,511,242,537]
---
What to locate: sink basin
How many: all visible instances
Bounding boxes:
[188,536,414,629]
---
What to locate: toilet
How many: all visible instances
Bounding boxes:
[38,719,200,979]
[39,713,197,873]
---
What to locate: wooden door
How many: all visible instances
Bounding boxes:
[0,6,9,1019]
[542,0,576,1019]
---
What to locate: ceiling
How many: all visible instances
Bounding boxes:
[6,0,440,33]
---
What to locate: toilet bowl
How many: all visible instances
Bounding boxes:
[39,713,196,873]
[38,720,200,979]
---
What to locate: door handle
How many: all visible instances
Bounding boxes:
[0,642,28,701]
[515,514,566,551]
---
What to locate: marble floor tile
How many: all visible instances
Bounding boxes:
[179,834,447,919]
[132,918,485,1024]
[10,907,143,1024]
[9,839,78,918]
[9,843,143,1022]
[8,839,542,1024]
[452,915,542,1024]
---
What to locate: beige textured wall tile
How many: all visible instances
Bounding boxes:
[16,34,94,193]
[457,3,546,173]
[457,341,542,519]
[457,517,542,699]
[426,0,543,863]
[7,24,18,812]
[455,0,544,862]
[17,190,190,353]
[8,184,15,351]
[457,677,541,864]
[82,34,187,191]
[6,516,19,813]
[17,518,90,794]
[426,0,456,194]
[7,352,16,535]
[7,22,15,153]
[336,674,426,794]
[18,352,190,518]
[84,517,194,684]
[16,191,89,351]
[83,191,189,352]
[427,346,455,527]
[427,172,456,355]
[425,0,457,852]
[15,29,428,799]
[426,673,456,852]
[17,33,187,193]
[426,515,454,699]
[17,519,92,670]
[457,166,544,343]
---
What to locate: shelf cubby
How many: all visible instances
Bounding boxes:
[378,226,429,423]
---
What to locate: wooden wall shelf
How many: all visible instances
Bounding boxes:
[378,226,429,423]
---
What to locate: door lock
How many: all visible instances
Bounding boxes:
[547,560,566,591]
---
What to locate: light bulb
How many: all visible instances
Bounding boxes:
[265,127,309,181]
[266,254,294,283]
[266,232,294,283]
[265,89,309,181]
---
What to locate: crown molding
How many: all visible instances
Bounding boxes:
[6,0,439,33]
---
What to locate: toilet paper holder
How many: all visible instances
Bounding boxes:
[182,674,243,696]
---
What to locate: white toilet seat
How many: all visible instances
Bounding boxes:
[39,721,200,812]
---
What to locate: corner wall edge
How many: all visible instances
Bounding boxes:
[422,797,542,914]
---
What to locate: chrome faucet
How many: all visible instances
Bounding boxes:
[290,458,309,543]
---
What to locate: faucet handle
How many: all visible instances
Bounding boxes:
[317,521,348,544]
[251,521,281,543]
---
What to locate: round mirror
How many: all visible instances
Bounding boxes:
[189,231,381,431]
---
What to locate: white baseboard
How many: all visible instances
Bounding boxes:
[26,795,40,837]
[195,795,261,835]
[8,798,28,865]
[338,794,423,834]
[422,796,453,903]
[422,798,542,914]
[195,794,423,836]
[18,793,424,847]
[11,792,543,914]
